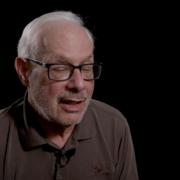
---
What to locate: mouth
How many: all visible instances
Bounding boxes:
[59,99,85,112]
[60,99,83,104]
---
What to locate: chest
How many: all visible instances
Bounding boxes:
[3,139,115,180]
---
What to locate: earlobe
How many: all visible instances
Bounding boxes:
[15,57,29,87]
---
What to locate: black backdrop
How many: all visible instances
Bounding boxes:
[1,2,171,179]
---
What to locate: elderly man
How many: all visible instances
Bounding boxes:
[0,11,138,180]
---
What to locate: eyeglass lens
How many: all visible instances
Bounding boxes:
[49,64,101,80]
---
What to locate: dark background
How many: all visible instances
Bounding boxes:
[0,2,176,179]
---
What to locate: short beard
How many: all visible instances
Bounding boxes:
[30,88,93,126]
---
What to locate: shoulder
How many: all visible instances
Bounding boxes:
[88,99,128,128]
[0,97,24,123]
[86,100,132,156]
[89,99,127,121]
[0,97,24,143]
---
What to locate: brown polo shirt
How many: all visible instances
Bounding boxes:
[0,92,138,180]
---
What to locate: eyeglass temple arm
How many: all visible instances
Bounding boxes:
[26,58,47,67]
[27,58,102,67]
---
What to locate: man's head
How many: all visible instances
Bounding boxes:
[15,11,97,127]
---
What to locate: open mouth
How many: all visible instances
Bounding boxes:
[59,99,84,112]
[60,99,83,105]
[61,101,81,105]
[60,98,85,113]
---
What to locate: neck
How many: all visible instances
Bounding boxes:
[38,118,75,148]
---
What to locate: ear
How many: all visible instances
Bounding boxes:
[15,57,29,87]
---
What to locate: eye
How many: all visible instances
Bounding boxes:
[51,65,70,71]
[81,65,92,71]
[54,68,68,71]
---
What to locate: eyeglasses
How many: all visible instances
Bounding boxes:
[26,58,102,81]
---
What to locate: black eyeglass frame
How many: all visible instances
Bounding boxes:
[26,58,102,81]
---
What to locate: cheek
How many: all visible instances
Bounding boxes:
[85,81,94,97]
[29,69,48,90]
[44,81,66,97]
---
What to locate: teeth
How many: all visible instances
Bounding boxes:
[68,101,78,105]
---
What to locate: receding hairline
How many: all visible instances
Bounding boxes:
[17,11,95,60]
[38,17,94,48]
[36,20,93,63]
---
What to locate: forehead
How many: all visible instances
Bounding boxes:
[41,22,93,64]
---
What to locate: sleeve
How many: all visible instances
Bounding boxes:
[114,121,139,180]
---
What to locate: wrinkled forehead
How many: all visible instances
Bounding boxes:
[42,21,92,45]
[39,21,94,64]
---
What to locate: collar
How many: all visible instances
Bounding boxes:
[18,91,48,149]
[18,91,97,150]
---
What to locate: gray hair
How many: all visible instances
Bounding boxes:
[17,11,94,60]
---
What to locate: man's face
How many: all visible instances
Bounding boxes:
[27,22,94,126]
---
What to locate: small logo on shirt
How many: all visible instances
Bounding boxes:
[94,162,103,173]
[88,162,111,178]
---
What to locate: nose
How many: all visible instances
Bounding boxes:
[66,68,85,92]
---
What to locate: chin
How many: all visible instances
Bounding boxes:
[51,117,83,126]
[52,106,88,126]
[47,111,84,126]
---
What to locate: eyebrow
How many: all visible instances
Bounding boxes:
[54,53,94,64]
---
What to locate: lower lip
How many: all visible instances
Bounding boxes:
[60,101,84,112]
